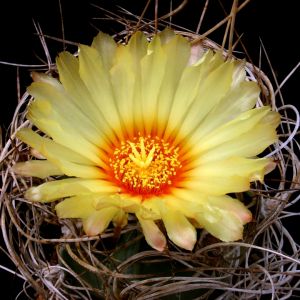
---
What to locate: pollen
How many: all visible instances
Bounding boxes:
[109,135,182,196]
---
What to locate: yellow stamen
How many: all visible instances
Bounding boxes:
[109,135,182,196]
[128,139,155,168]
[140,137,146,160]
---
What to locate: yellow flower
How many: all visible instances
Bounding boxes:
[14,29,280,251]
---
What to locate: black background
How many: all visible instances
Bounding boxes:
[0,0,299,299]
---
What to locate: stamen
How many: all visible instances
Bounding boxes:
[144,146,155,168]
[109,135,182,196]
[140,137,146,160]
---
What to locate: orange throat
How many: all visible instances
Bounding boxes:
[109,135,182,197]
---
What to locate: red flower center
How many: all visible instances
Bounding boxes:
[109,135,182,197]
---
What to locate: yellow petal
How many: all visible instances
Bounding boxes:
[17,128,92,165]
[171,189,251,224]
[157,28,176,45]
[78,44,123,139]
[111,32,148,135]
[187,156,270,177]
[30,148,46,159]
[187,80,260,142]
[137,214,166,251]
[28,107,107,163]
[25,178,119,202]
[127,31,148,66]
[56,196,96,218]
[56,51,117,147]
[156,34,191,136]
[93,194,141,213]
[200,121,279,162]
[110,45,136,137]
[195,211,244,242]
[190,107,271,154]
[27,83,107,164]
[140,197,162,220]
[231,60,247,87]
[28,82,99,140]
[17,129,104,178]
[164,51,214,140]
[160,204,196,251]
[31,71,62,88]
[194,195,252,242]
[12,160,63,179]
[92,32,117,70]
[52,159,105,179]
[140,35,166,134]
[83,207,119,236]
[180,175,249,195]
[112,210,128,228]
[181,157,271,195]
[173,57,235,145]
[164,194,204,219]
[208,195,252,224]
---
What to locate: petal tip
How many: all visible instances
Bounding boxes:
[152,235,167,252]
[138,217,167,251]
[12,162,25,176]
[175,233,196,251]
[25,187,41,202]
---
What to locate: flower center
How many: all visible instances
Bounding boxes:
[109,136,182,196]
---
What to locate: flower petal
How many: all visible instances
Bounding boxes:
[173,57,235,145]
[199,115,280,162]
[208,195,252,224]
[110,44,136,137]
[55,196,96,218]
[137,214,166,251]
[78,44,124,139]
[160,204,196,251]
[53,159,105,179]
[180,175,249,195]
[17,128,104,178]
[157,28,176,44]
[93,194,141,213]
[25,178,119,202]
[27,83,107,164]
[112,210,128,228]
[140,35,166,134]
[164,194,204,220]
[187,80,260,143]
[118,32,148,134]
[127,31,148,65]
[155,34,191,136]
[17,128,92,164]
[194,195,252,242]
[83,207,119,236]
[56,51,118,147]
[164,51,214,139]
[181,157,271,195]
[13,160,63,179]
[92,32,117,70]
[190,106,272,154]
